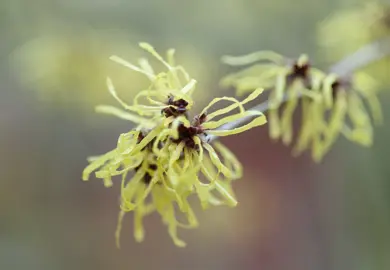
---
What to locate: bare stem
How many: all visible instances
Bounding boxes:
[329,37,390,75]
[207,37,390,143]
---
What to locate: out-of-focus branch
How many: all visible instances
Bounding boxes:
[329,37,390,75]
[207,37,390,143]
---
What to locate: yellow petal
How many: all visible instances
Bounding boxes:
[203,143,233,178]
[95,105,156,127]
[221,51,284,66]
[322,74,337,108]
[110,55,155,78]
[281,88,299,145]
[268,108,281,139]
[207,112,267,137]
[213,141,242,179]
[115,210,126,249]
[366,94,383,125]
[82,149,117,181]
[215,180,238,207]
[292,98,313,155]
[139,42,172,70]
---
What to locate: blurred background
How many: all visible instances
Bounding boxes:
[1,0,390,269]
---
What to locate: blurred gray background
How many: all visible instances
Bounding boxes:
[1,0,390,269]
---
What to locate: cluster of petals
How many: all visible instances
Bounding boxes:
[221,51,382,161]
[82,43,266,247]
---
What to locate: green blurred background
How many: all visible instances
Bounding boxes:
[1,0,390,269]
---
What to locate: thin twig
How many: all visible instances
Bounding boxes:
[207,37,390,143]
[329,37,390,75]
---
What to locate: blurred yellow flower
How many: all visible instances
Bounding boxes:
[317,2,390,85]
[307,72,382,160]
[221,52,325,156]
[221,51,383,161]
[82,43,266,247]
[10,30,143,106]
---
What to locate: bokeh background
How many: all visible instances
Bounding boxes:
[1,0,390,269]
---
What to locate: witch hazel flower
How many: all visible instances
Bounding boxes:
[82,43,266,247]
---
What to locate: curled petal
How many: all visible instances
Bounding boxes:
[203,143,233,178]
[222,51,285,66]
[213,142,242,179]
[96,105,156,127]
[281,87,299,145]
[207,111,266,137]
[214,180,238,207]
[139,42,172,70]
[322,74,338,108]
[82,149,117,181]
[110,55,155,79]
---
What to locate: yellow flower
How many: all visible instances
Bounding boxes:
[10,30,142,106]
[82,43,266,247]
[221,52,323,103]
[220,51,383,161]
[318,2,390,60]
[221,52,325,154]
[317,2,390,85]
[306,72,383,161]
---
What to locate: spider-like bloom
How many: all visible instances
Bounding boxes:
[314,72,383,157]
[82,43,266,247]
[317,2,390,84]
[221,52,325,156]
[318,2,390,60]
[220,51,383,161]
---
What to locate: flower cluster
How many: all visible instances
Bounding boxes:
[221,51,382,161]
[82,43,266,247]
[11,31,140,105]
[317,2,390,85]
[318,2,390,60]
